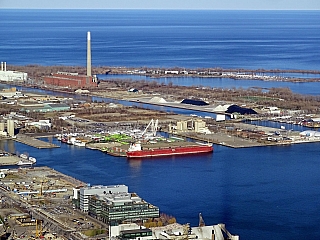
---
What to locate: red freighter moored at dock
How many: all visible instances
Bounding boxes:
[126,142,213,158]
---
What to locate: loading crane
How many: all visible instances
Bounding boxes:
[141,119,159,137]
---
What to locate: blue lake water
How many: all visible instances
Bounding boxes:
[1,10,320,70]
[2,138,320,240]
[100,74,320,95]
[1,10,320,239]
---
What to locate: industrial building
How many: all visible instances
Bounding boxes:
[109,222,239,240]
[43,72,97,88]
[88,191,160,226]
[0,62,28,82]
[0,121,6,137]
[74,184,159,226]
[19,103,71,113]
[170,119,211,134]
[43,32,98,88]
[0,87,24,98]
[25,120,52,130]
[76,185,129,212]
[7,119,15,137]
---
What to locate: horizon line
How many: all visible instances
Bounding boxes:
[1,8,320,11]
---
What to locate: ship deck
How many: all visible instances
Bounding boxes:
[98,140,210,157]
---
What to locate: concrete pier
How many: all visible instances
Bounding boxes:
[0,155,20,166]
[14,134,60,149]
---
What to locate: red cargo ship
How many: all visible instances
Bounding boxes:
[126,142,213,158]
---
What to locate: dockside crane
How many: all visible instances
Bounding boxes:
[199,213,205,227]
[141,119,159,137]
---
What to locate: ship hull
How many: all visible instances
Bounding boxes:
[127,145,213,158]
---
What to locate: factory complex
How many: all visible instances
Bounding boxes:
[0,167,239,240]
[0,62,28,82]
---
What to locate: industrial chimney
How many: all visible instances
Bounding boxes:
[87,31,92,77]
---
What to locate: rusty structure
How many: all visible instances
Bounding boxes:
[43,32,98,88]
[43,72,97,88]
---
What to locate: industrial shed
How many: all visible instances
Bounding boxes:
[47,103,71,111]
[181,99,209,106]
[225,105,257,115]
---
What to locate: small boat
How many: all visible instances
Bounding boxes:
[67,137,75,145]
[20,154,28,159]
[17,160,33,166]
[73,140,87,147]
[28,157,37,163]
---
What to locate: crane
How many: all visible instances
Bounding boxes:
[199,213,205,227]
[141,119,158,137]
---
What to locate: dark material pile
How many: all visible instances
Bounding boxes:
[181,99,209,106]
[226,105,257,115]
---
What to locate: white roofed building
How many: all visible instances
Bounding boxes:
[300,130,320,138]
[0,62,27,82]
[78,184,129,212]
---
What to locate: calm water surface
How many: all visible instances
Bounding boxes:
[101,74,320,95]
[1,10,320,70]
[1,139,320,240]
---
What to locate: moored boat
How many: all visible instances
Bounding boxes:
[19,153,28,159]
[73,140,87,147]
[126,142,213,158]
[28,156,37,163]
[17,160,34,166]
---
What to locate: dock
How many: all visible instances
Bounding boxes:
[0,155,21,166]
[14,134,60,149]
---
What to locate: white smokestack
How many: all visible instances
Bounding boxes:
[1,62,3,71]
[87,31,91,77]
[4,62,6,71]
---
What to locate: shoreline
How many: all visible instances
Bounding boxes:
[2,70,320,152]
[5,64,320,84]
